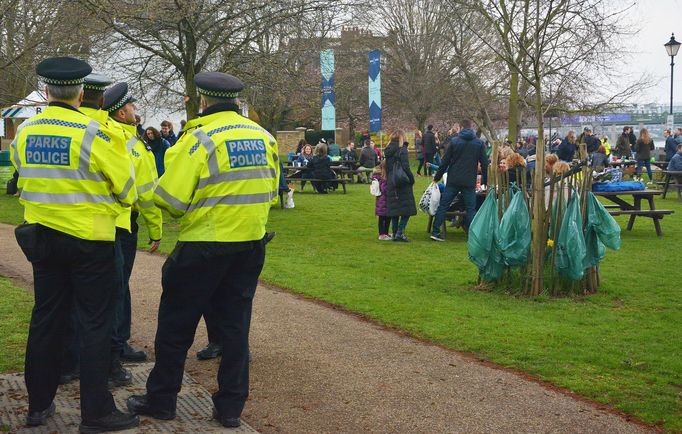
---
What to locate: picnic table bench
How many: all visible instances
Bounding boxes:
[593,189,673,236]
[661,170,682,200]
[426,211,467,240]
[284,177,349,193]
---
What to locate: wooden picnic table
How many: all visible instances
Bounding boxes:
[661,170,682,199]
[652,160,670,170]
[592,189,673,236]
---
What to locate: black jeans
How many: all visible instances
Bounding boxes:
[145,240,265,418]
[425,153,435,176]
[23,226,116,421]
[378,216,391,235]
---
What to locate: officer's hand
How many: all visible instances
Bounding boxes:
[149,239,161,253]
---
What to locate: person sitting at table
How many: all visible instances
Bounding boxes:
[358,140,379,183]
[634,127,654,182]
[291,144,315,190]
[591,145,609,168]
[326,140,341,158]
[296,138,307,154]
[341,142,358,162]
[306,143,338,193]
[297,144,314,165]
[373,141,383,161]
[664,129,677,162]
[667,144,682,182]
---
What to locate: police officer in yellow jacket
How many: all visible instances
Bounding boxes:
[103,83,163,369]
[10,57,139,432]
[58,72,122,385]
[80,75,146,388]
[126,72,279,427]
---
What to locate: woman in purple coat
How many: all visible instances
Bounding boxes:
[371,161,391,240]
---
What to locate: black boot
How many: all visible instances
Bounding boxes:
[126,394,176,420]
[109,353,132,387]
[121,343,147,362]
[79,409,139,433]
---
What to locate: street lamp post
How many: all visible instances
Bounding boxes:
[664,33,681,115]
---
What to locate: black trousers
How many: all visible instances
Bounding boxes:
[24,226,116,421]
[203,306,221,345]
[112,227,138,352]
[145,240,265,418]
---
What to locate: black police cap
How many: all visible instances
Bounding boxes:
[195,72,244,98]
[84,72,113,91]
[102,82,138,113]
[36,57,92,86]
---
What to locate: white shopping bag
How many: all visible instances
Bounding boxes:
[428,184,441,216]
[284,190,295,208]
[418,185,432,213]
[370,179,381,196]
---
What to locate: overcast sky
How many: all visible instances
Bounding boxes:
[624,0,682,104]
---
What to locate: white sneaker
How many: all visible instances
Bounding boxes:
[430,234,445,242]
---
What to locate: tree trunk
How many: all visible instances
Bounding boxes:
[184,69,199,120]
[508,68,520,143]
[530,84,546,295]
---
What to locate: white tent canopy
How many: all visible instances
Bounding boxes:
[1,90,47,118]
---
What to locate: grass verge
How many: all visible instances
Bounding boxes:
[0,276,32,373]
[1,173,681,430]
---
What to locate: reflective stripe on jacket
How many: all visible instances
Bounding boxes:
[154,110,279,242]
[80,106,134,232]
[10,105,136,240]
[110,120,163,240]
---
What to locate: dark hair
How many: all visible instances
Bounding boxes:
[145,126,161,140]
[160,120,173,130]
[461,119,473,129]
[427,125,433,130]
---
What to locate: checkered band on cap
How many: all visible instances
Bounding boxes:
[106,91,133,113]
[83,83,109,91]
[197,87,239,98]
[41,76,85,86]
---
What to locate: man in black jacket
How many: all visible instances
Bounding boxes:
[430,119,488,241]
[422,125,438,175]
[584,128,601,155]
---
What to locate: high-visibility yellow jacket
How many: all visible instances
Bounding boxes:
[10,103,136,241]
[80,106,134,232]
[109,119,163,240]
[176,111,225,141]
[154,110,280,241]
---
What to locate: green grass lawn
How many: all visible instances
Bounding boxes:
[1,177,681,431]
[0,276,33,373]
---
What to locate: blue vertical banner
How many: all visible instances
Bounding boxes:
[320,49,336,131]
[368,49,382,133]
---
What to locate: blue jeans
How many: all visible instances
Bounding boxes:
[391,216,410,235]
[432,185,476,236]
[636,160,652,180]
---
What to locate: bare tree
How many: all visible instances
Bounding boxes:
[371,0,455,131]
[0,0,95,105]
[448,0,645,294]
[78,0,354,121]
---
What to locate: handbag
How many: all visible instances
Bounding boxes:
[370,178,381,196]
[390,158,410,188]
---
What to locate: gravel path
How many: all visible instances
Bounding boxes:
[0,223,655,433]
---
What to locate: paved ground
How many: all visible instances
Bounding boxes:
[0,223,655,433]
[0,364,258,433]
